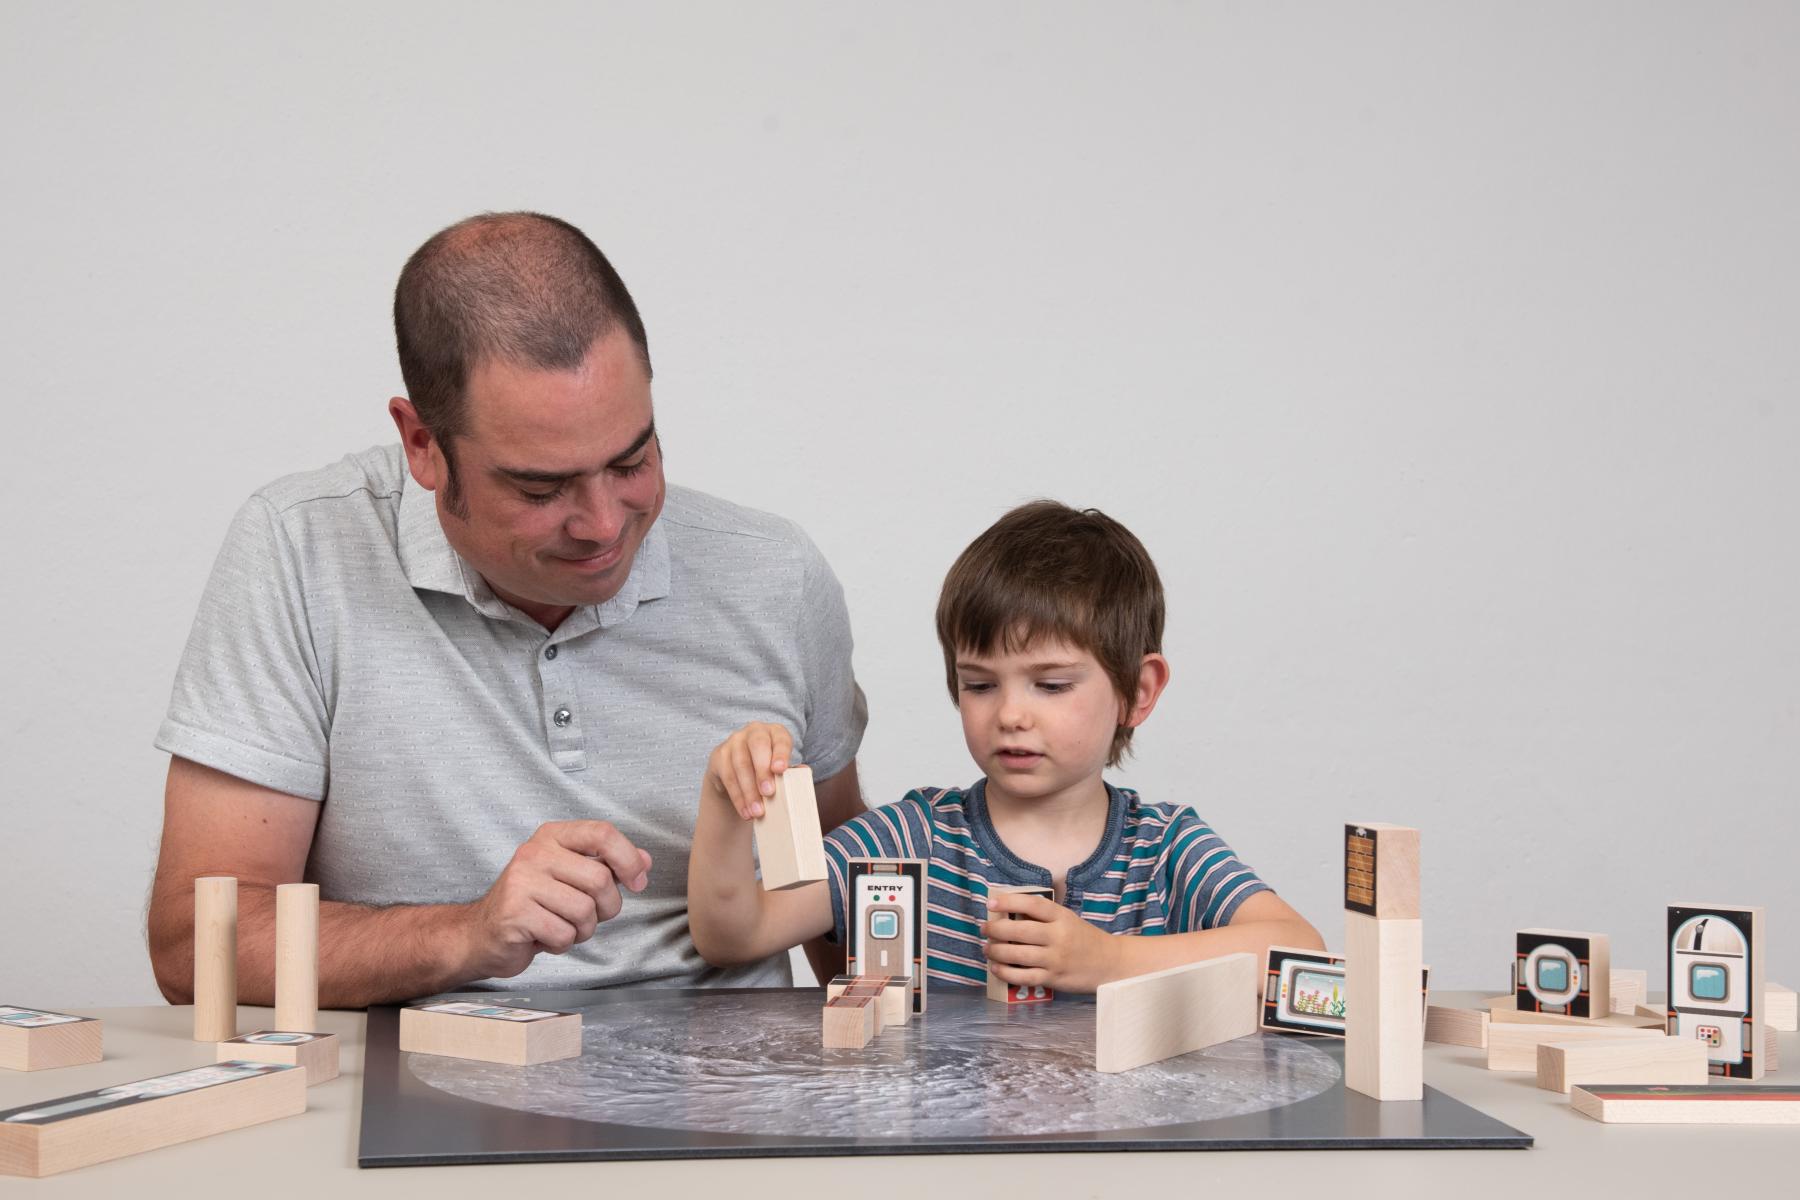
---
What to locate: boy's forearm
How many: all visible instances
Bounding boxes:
[150,883,478,1008]
[1102,917,1326,986]
[686,793,774,965]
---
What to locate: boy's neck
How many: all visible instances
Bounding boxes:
[982,774,1111,893]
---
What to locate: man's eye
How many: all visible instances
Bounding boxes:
[521,486,564,504]
[615,457,650,477]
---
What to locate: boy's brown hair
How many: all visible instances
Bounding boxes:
[935,500,1165,767]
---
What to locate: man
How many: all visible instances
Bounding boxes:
[146,213,867,1007]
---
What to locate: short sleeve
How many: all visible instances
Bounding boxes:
[1165,810,1272,933]
[154,496,331,801]
[790,529,867,784]
[820,795,932,945]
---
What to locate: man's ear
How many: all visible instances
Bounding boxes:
[1122,653,1172,730]
[388,397,443,491]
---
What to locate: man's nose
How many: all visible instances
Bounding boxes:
[564,478,624,545]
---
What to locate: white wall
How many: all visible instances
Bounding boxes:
[3,1,1795,1006]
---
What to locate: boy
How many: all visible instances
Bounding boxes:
[688,501,1322,992]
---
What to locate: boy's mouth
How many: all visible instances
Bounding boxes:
[995,748,1044,768]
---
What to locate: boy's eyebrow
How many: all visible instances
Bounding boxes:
[495,421,657,483]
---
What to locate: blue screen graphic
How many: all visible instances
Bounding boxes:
[1690,963,1728,1002]
[1535,958,1569,991]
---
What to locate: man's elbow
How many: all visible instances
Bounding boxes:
[145,898,195,1004]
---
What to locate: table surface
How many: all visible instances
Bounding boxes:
[3,992,1792,1198]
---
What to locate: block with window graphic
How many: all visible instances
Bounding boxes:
[1668,903,1766,1080]
[1513,930,1610,1021]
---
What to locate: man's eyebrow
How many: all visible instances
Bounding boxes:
[495,422,657,484]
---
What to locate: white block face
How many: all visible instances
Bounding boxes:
[853,875,915,979]
[1670,913,1750,1067]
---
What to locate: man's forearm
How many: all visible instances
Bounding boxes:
[150,883,476,1008]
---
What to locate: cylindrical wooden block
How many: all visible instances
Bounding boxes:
[275,883,320,1032]
[193,876,238,1041]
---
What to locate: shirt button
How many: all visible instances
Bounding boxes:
[553,707,573,727]
[544,645,558,660]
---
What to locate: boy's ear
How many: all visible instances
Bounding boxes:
[1122,653,1172,729]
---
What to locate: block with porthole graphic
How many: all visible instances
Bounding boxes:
[1513,929,1610,1020]
[1668,903,1766,1079]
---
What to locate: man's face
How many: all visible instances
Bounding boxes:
[410,329,665,628]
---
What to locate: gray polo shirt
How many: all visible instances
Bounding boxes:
[156,444,866,992]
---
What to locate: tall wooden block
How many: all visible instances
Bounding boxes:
[0,1060,305,1177]
[1572,1083,1800,1125]
[218,1031,340,1087]
[1766,982,1797,1033]
[1345,913,1423,1099]
[1535,1035,1709,1093]
[1486,1021,1666,1072]
[193,876,238,1042]
[1343,823,1419,920]
[1667,903,1765,1080]
[0,1009,102,1072]
[398,1002,581,1065]
[753,765,827,890]
[1095,952,1258,1073]
[274,883,319,1033]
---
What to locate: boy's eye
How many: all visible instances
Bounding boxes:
[1037,681,1074,694]
[958,680,994,694]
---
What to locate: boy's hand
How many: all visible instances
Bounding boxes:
[702,722,797,821]
[982,890,1124,995]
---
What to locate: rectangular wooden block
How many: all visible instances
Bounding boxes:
[217,1031,340,1086]
[0,1060,305,1177]
[848,859,928,1013]
[1424,1005,1489,1049]
[1535,1035,1709,1093]
[1610,968,1648,1014]
[1095,952,1258,1073]
[822,996,877,1049]
[1767,982,1797,1033]
[1572,1083,1800,1125]
[1486,1021,1666,1072]
[1343,823,1419,920]
[1487,993,1664,1030]
[1515,929,1610,1020]
[986,884,1055,1004]
[1667,902,1766,1080]
[0,1008,102,1072]
[1345,913,1423,1100]
[753,765,827,890]
[399,1002,581,1065]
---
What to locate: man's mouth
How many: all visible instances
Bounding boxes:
[555,537,627,571]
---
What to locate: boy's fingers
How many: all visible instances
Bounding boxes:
[983,916,1053,946]
[985,940,1048,969]
[748,729,778,796]
[728,743,764,819]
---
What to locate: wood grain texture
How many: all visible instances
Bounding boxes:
[1766,982,1796,1033]
[1345,914,1423,1099]
[1095,952,1258,1073]
[274,884,319,1034]
[1486,1022,1665,1072]
[1572,1083,1800,1125]
[1424,1005,1488,1049]
[1535,1035,1708,1093]
[0,1013,102,1072]
[217,1032,340,1086]
[193,876,238,1042]
[398,1005,580,1066]
[753,765,827,890]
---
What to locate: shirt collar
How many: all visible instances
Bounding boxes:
[397,470,673,630]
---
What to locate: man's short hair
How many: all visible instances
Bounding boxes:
[393,212,651,507]
[935,500,1166,767]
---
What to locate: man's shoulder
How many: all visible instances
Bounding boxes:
[248,444,407,522]
[658,484,829,577]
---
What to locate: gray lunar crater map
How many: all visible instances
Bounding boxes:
[406,991,1341,1141]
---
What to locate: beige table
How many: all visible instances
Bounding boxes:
[4,994,1792,1198]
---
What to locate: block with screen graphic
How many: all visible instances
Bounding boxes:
[216,1030,339,1086]
[1513,929,1610,1020]
[1667,903,1766,1079]
[1261,947,1429,1038]
[398,1001,581,1066]
[986,884,1055,1004]
[847,859,927,1013]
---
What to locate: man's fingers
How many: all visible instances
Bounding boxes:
[538,820,651,891]
[520,904,582,955]
[530,878,602,945]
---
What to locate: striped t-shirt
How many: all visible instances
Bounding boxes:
[821,779,1270,992]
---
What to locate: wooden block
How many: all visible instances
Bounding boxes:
[1572,1083,1800,1125]
[1667,902,1766,1080]
[1610,968,1647,1014]
[1487,993,1664,1030]
[217,1031,340,1086]
[1514,929,1610,1020]
[1095,952,1258,1073]
[0,1060,305,1177]
[753,765,826,890]
[0,1009,102,1073]
[1535,1035,1709,1093]
[1424,1005,1489,1049]
[398,1001,581,1065]
[193,875,238,1042]
[274,883,319,1033]
[847,859,928,1013]
[1767,982,1797,1033]
[1486,1021,1666,1072]
[1345,913,1423,1100]
[1765,1022,1779,1071]
[825,975,907,1028]
[1343,823,1419,920]
[822,996,877,1049]
[986,884,1055,1003]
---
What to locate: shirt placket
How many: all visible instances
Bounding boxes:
[537,634,586,772]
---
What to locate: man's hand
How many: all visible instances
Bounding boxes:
[458,820,653,981]
[982,890,1123,995]
[702,722,798,821]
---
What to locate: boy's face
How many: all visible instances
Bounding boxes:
[953,637,1126,801]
